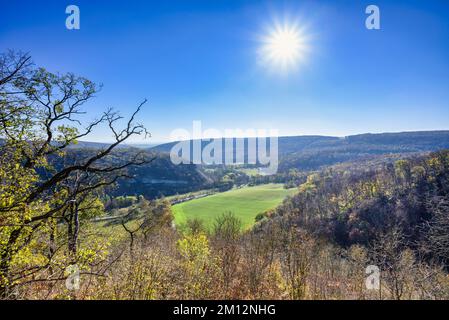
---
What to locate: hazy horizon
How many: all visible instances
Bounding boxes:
[81,128,449,145]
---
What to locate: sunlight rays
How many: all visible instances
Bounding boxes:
[259,21,311,74]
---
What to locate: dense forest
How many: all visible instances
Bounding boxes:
[1,51,449,300]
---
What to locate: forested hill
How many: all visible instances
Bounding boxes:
[345,131,449,149]
[150,131,449,171]
[151,131,449,155]
[262,150,449,260]
[149,135,339,154]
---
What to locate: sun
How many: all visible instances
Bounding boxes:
[260,23,309,73]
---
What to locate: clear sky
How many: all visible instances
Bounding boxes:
[1,0,449,143]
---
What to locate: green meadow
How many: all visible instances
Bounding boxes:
[172,184,296,230]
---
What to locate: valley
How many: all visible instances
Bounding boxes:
[172,183,296,230]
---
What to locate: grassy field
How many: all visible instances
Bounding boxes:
[172,184,296,230]
[235,168,262,176]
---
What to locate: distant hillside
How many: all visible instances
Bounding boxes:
[150,135,339,156]
[25,131,449,199]
[57,148,211,199]
[113,153,210,199]
[67,141,159,149]
[150,131,449,171]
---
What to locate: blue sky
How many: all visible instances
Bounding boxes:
[1,0,449,143]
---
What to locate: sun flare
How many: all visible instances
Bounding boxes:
[260,23,309,73]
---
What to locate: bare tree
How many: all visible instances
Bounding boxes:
[371,226,415,300]
[212,212,241,298]
[420,196,449,266]
[278,227,316,300]
[0,51,152,297]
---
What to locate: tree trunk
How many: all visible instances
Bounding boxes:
[72,203,79,255]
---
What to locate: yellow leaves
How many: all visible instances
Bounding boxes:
[176,233,219,299]
[298,182,316,194]
[306,173,320,185]
[10,236,49,272]
[347,244,368,264]
[77,248,101,266]
[74,232,111,268]
[427,157,441,169]
[411,165,426,182]
[56,125,79,140]
[177,233,210,264]
[79,197,104,219]
[0,152,39,213]
[54,103,63,114]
